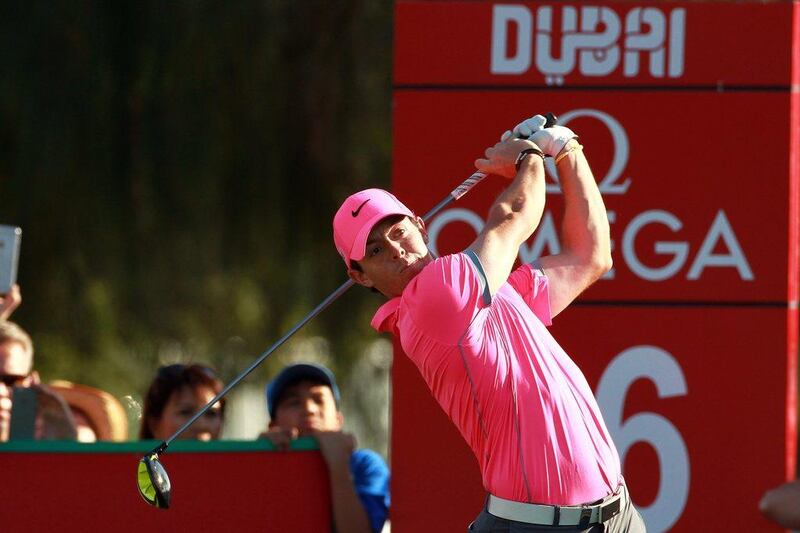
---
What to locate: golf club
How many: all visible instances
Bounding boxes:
[136,112,557,509]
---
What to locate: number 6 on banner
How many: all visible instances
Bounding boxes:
[596,345,690,533]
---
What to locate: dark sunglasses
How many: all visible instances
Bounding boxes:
[0,374,28,388]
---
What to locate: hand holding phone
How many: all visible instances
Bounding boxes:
[0,283,21,321]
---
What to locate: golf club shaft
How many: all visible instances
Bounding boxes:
[153,113,558,453]
[154,170,476,452]
[423,112,556,219]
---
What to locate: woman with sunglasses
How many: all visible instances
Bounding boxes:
[139,363,225,441]
[0,319,38,442]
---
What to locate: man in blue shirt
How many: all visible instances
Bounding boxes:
[263,363,390,533]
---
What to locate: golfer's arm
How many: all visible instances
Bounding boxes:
[328,463,373,533]
[469,156,546,295]
[538,140,612,317]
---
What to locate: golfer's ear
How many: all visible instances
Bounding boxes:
[348,268,374,289]
[414,216,429,243]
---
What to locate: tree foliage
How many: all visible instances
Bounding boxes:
[0,1,395,445]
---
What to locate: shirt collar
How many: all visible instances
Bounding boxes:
[371,297,401,333]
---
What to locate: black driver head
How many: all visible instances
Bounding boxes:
[137,453,172,509]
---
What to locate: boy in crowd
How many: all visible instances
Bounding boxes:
[262,363,389,533]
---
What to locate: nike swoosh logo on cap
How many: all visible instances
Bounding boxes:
[351,199,370,217]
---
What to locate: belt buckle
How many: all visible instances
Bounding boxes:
[578,506,592,528]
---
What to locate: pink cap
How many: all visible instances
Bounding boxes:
[333,188,414,266]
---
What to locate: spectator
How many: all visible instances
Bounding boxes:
[0,291,76,441]
[263,363,390,533]
[139,363,225,441]
[50,380,129,442]
[0,320,39,441]
[0,286,103,443]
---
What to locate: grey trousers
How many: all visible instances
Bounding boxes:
[468,486,646,533]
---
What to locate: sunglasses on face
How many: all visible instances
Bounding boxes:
[0,374,28,388]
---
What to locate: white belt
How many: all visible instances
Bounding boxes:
[487,488,623,527]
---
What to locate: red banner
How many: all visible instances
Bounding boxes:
[395,2,795,88]
[0,446,332,532]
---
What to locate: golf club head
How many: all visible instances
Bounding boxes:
[137,453,172,509]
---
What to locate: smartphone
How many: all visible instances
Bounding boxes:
[9,386,37,440]
[0,225,22,294]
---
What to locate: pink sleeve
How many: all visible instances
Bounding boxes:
[507,263,553,326]
[402,253,488,344]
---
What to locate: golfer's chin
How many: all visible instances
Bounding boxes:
[380,279,412,299]
[399,261,426,288]
[381,259,428,297]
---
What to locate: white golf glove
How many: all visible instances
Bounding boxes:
[500,114,578,157]
[529,125,578,158]
[500,114,548,142]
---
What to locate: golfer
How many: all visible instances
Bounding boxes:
[332,115,645,532]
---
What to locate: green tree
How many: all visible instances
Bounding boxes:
[0,1,395,451]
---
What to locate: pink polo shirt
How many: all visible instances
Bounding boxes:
[371,252,621,505]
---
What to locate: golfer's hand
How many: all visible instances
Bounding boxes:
[0,284,21,321]
[259,426,299,451]
[314,430,356,470]
[500,114,548,142]
[529,125,578,158]
[475,138,540,178]
[501,114,577,158]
